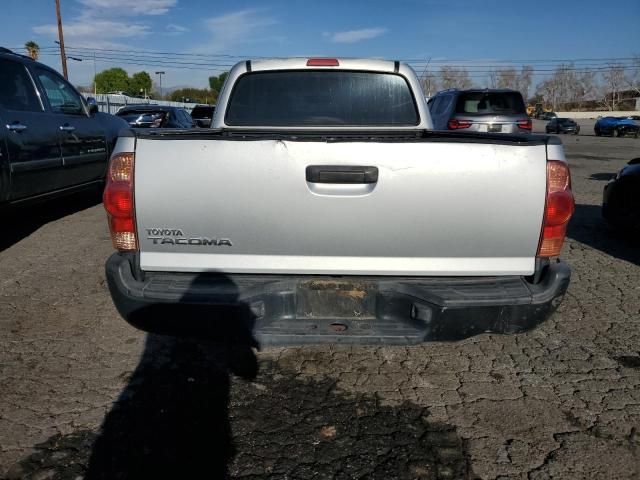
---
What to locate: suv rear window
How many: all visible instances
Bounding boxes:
[225,71,418,127]
[191,105,215,118]
[455,92,525,116]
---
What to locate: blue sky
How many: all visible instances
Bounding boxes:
[4,0,640,89]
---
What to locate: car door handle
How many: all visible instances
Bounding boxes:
[59,125,76,132]
[6,123,27,132]
[306,166,379,184]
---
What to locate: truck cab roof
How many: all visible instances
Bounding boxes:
[212,57,431,130]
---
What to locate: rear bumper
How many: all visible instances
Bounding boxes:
[106,253,571,345]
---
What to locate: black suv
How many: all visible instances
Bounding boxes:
[190,104,216,127]
[0,47,127,207]
[545,118,580,135]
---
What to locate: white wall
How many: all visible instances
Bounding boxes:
[555,111,639,119]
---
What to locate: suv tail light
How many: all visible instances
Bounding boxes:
[103,152,137,251]
[537,160,574,257]
[517,119,532,130]
[448,119,472,129]
[518,118,533,130]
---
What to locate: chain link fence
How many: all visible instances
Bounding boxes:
[81,93,197,115]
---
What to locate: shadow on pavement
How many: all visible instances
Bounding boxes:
[10,274,476,479]
[1,190,102,253]
[568,204,640,266]
[588,172,617,181]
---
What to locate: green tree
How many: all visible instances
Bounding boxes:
[94,68,130,94]
[24,41,40,60]
[208,72,229,94]
[129,71,153,96]
[169,88,216,104]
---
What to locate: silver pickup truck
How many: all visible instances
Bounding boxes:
[104,58,574,345]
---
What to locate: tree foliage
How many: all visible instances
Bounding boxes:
[438,66,472,90]
[129,71,153,95]
[535,64,598,111]
[208,72,229,94]
[93,68,153,95]
[24,41,40,60]
[600,64,628,111]
[488,66,533,100]
[629,54,640,96]
[94,68,130,93]
[422,72,439,97]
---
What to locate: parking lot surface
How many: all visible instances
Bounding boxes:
[1,120,639,479]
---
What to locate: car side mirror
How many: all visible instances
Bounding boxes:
[86,97,99,115]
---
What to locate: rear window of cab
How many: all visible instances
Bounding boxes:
[225,70,419,127]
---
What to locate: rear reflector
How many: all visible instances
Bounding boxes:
[104,152,137,251]
[448,119,472,130]
[307,58,339,67]
[537,161,574,257]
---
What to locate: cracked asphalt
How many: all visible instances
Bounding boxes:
[1,120,639,479]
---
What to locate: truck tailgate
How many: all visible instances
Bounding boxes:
[134,137,547,276]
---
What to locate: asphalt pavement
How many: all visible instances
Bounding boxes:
[1,123,639,479]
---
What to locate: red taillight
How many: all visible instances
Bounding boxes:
[103,183,133,217]
[517,119,532,130]
[537,161,574,257]
[306,58,339,67]
[103,152,137,251]
[545,190,574,226]
[448,119,472,130]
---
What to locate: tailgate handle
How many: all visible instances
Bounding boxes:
[306,165,378,184]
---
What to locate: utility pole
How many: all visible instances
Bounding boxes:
[419,57,432,97]
[155,71,165,99]
[55,0,68,79]
[93,51,97,94]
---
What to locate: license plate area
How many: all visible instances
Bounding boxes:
[296,280,376,319]
[488,124,502,132]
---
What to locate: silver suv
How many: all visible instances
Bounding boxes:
[428,88,531,133]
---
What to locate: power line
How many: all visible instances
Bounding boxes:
[52,52,237,67]
[39,53,232,71]
[62,48,635,70]
[37,53,636,73]
[14,45,639,66]
[37,53,635,78]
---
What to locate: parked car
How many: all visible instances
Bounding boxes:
[104,58,572,344]
[0,47,127,208]
[603,157,640,236]
[594,117,639,137]
[115,105,195,128]
[546,118,580,134]
[538,111,557,121]
[428,88,532,133]
[190,104,216,127]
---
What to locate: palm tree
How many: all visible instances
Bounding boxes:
[24,41,40,60]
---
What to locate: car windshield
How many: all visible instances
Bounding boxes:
[455,92,526,115]
[225,71,419,126]
[558,118,573,124]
